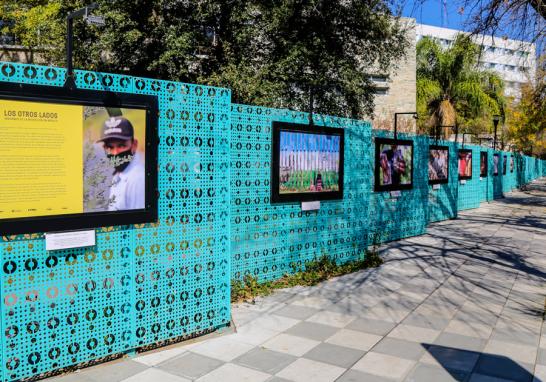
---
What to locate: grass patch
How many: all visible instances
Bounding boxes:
[231,248,383,304]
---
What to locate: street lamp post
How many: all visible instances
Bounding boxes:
[65,3,105,88]
[492,115,501,150]
[394,112,418,139]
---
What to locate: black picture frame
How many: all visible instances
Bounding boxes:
[374,137,414,192]
[0,81,158,235]
[458,149,473,180]
[428,145,449,185]
[271,121,345,203]
[503,155,507,175]
[480,152,488,177]
[493,153,500,176]
[510,156,514,173]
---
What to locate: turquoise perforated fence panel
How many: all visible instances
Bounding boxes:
[0,62,232,381]
[428,140,459,222]
[230,105,371,282]
[368,132,429,242]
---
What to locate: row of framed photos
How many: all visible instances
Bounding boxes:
[271,121,516,203]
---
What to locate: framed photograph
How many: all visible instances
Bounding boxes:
[503,155,508,175]
[510,156,514,173]
[480,152,488,177]
[428,145,449,184]
[0,81,158,235]
[493,154,500,176]
[458,149,473,180]
[271,121,344,203]
[374,137,414,191]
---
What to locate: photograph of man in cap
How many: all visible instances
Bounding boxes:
[96,116,145,211]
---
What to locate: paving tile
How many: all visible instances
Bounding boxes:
[233,347,297,374]
[345,317,396,336]
[195,363,270,382]
[484,340,537,364]
[387,324,441,343]
[262,333,320,356]
[48,372,96,382]
[404,363,468,382]
[245,314,300,332]
[190,336,255,362]
[372,337,428,361]
[266,378,292,382]
[534,364,546,381]
[424,345,480,372]
[306,310,355,328]
[326,329,382,351]
[468,373,517,381]
[273,304,320,320]
[352,352,415,379]
[474,354,535,382]
[336,369,395,382]
[402,312,451,331]
[433,332,487,352]
[230,324,279,346]
[284,321,339,341]
[292,296,332,309]
[490,327,540,346]
[303,342,365,368]
[443,319,494,339]
[537,348,546,366]
[78,360,149,382]
[157,352,224,380]
[133,345,189,367]
[120,368,190,382]
[276,358,346,382]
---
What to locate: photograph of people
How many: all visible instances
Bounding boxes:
[503,155,508,175]
[480,152,488,177]
[378,142,412,186]
[493,154,499,175]
[510,156,514,172]
[83,107,146,212]
[428,148,448,182]
[458,150,472,178]
[97,116,145,211]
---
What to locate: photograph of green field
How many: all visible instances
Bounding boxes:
[279,131,341,194]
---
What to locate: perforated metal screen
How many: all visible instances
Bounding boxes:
[0,62,231,381]
[0,61,545,382]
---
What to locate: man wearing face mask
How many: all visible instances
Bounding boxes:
[97,116,145,211]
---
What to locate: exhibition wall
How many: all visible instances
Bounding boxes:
[0,62,545,382]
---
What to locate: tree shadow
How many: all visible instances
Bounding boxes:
[422,343,539,382]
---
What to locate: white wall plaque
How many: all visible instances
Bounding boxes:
[480,177,483,181]
[45,230,96,251]
[301,201,320,211]
[390,190,401,198]
[460,179,466,185]
[432,184,440,190]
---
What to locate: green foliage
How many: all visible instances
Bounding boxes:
[416,35,507,136]
[231,250,383,303]
[2,0,409,118]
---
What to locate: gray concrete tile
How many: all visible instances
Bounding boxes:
[474,354,535,382]
[345,317,396,336]
[76,360,149,382]
[233,347,297,374]
[303,342,365,368]
[157,352,224,380]
[404,363,468,382]
[336,369,395,382]
[284,321,339,341]
[402,312,451,331]
[490,328,540,346]
[426,345,480,372]
[273,304,320,320]
[433,332,487,352]
[537,348,546,366]
[372,337,428,361]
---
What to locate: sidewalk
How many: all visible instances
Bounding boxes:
[52,178,546,382]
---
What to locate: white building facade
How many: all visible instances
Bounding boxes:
[416,24,536,98]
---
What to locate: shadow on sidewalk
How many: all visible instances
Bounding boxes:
[422,343,539,382]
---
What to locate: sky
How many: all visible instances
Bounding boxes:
[399,0,537,43]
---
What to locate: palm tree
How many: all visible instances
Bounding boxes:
[417,35,506,138]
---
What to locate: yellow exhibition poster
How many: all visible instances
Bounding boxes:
[0,100,83,219]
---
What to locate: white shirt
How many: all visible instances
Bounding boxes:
[108,153,145,211]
